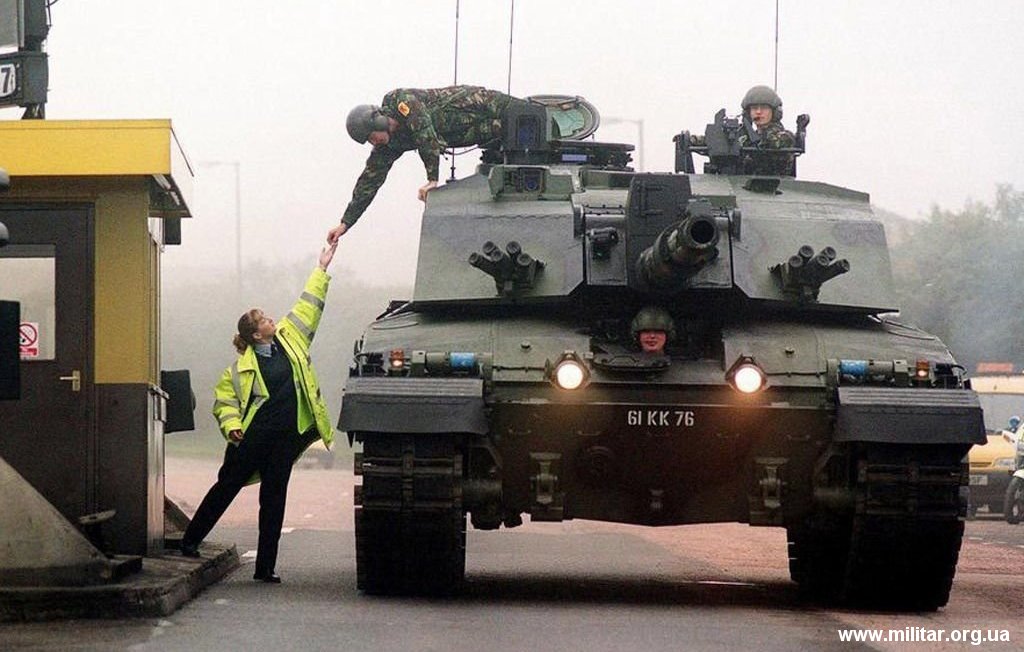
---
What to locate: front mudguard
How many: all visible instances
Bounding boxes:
[338,377,488,445]
[835,387,985,445]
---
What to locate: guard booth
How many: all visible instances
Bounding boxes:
[0,119,193,556]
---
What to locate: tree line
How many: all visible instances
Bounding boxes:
[888,184,1024,375]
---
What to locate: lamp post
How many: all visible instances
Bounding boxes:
[602,116,645,172]
[196,161,242,305]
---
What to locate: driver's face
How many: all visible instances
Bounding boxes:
[638,330,667,354]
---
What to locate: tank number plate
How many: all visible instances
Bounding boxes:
[626,409,696,427]
[969,474,987,486]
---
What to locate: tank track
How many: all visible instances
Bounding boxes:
[354,433,466,595]
[789,443,965,610]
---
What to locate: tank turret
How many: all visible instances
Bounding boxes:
[338,97,984,610]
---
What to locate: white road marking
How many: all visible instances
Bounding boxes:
[281,527,295,534]
[242,550,257,559]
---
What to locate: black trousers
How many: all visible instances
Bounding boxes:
[183,428,306,575]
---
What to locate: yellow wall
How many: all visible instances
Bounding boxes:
[0,120,173,176]
[2,176,156,384]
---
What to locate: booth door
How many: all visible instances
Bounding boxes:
[0,205,95,522]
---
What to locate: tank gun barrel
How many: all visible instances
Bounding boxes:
[636,214,720,289]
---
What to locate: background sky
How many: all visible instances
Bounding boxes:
[4,0,1023,285]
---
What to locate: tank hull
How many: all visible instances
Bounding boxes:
[344,308,980,609]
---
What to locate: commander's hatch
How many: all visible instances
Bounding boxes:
[526,94,601,140]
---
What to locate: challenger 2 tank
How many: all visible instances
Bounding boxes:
[338,98,985,610]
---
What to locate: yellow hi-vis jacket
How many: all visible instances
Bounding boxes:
[211,267,334,448]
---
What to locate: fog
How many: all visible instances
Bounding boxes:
[4,0,1022,286]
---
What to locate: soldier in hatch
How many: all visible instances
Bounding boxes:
[631,306,677,355]
[738,84,796,176]
[328,85,524,244]
[689,85,797,176]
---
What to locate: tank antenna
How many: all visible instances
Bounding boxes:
[452,0,461,85]
[773,0,779,90]
[449,0,461,181]
[506,0,516,95]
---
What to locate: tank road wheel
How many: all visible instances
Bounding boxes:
[840,444,966,611]
[354,433,466,595]
[1005,476,1024,525]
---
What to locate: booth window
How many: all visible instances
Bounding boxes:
[0,245,56,361]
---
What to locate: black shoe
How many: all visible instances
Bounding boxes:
[253,571,281,583]
[179,541,201,558]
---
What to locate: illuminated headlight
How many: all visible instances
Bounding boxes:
[994,457,1016,470]
[550,351,589,390]
[726,356,767,394]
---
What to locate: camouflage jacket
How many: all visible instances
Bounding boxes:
[689,120,796,176]
[739,121,796,176]
[342,86,514,227]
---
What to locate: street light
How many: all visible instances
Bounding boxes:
[602,116,645,172]
[196,161,242,304]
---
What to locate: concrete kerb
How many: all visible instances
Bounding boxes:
[0,543,239,622]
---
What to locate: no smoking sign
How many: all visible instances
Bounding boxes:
[19,321,39,359]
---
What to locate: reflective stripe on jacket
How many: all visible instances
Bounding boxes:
[211,267,334,447]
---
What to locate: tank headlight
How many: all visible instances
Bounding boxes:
[994,457,1016,470]
[726,356,767,394]
[550,351,589,390]
[555,360,586,389]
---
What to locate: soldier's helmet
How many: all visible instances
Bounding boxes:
[630,306,677,342]
[346,104,390,144]
[741,85,783,121]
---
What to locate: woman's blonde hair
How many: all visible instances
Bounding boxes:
[233,308,263,354]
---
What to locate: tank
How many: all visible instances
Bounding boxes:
[338,99,986,610]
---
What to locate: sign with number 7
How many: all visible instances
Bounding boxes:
[0,62,17,99]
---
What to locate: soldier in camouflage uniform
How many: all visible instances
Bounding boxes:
[689,85,796,176]
[737,85,795,176]
[328,86,520,243]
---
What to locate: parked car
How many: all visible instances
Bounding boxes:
[968,425,1017,515]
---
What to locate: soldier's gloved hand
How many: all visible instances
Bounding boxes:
[418,181,438,202]
[327,222,348,245]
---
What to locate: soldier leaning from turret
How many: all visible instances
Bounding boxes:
[691,85,796,176]
[327,85,524,244]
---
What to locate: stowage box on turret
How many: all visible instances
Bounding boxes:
[338,97,984,610]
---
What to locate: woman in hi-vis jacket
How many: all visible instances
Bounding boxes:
[180,243,337,583]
